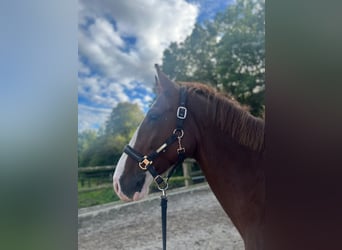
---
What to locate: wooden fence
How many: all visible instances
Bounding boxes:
[78,159,205,192]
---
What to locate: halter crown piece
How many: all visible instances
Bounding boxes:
[123,86,188,250]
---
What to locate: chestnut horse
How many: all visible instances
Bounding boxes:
[113,65,265,250]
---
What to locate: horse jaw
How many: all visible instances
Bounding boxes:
[132,173,153,201]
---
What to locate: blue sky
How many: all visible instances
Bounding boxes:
[78,0,233,132]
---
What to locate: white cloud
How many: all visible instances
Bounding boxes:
[79,0,198,82]
[78,0,199,131]
[78,75,131,108]
[79,59,91,75]
[143,95,153,102]
[78,104,112,132]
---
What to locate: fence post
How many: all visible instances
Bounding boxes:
[182,161,193,187]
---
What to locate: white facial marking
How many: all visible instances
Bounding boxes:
[113,125,154,201]
[113,125,140,199]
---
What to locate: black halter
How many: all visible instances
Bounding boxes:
[123,86,188,250]
[123,86,188,190]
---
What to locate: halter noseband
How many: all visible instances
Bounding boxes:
[123,86,188,191]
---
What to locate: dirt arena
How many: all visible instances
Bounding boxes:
[78,184,244,250]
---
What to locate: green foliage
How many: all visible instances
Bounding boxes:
[162,0,265,117]
[78,130,97,165]
[105,102,144,137]
[78,186,120,208]
[78,102,144,167]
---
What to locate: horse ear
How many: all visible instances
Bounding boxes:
[154,64,178,94]
[155,75,162,94]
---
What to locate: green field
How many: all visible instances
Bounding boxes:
[78,186,120,208]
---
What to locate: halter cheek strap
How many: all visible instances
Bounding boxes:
[124,132,179,189]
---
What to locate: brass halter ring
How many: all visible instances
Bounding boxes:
[156,176,169,192]
[173,129,184,139]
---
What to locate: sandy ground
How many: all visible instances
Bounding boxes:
[78,184,244,250]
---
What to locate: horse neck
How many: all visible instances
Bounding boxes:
[187,93,265,247]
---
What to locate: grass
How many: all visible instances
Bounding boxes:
[78,186,120,208]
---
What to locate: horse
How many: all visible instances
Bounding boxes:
[113,65,265,250]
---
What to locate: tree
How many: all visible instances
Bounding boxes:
[161,0,265,117]
[162,23,219,85]
[78,102,144,167]
[215,0,265,116]
[105,102,144,138]
[78,130,97,166]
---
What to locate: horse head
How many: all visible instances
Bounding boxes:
[113,65,197,201]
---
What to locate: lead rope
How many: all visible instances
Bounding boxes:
[160,188,168,250]
[158,162,184,250]
[157,131,186,250]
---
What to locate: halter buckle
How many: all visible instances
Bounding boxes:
[139,156,152,170]
[177,106,187,119]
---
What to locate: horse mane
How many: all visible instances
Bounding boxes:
[179,82,265,152]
